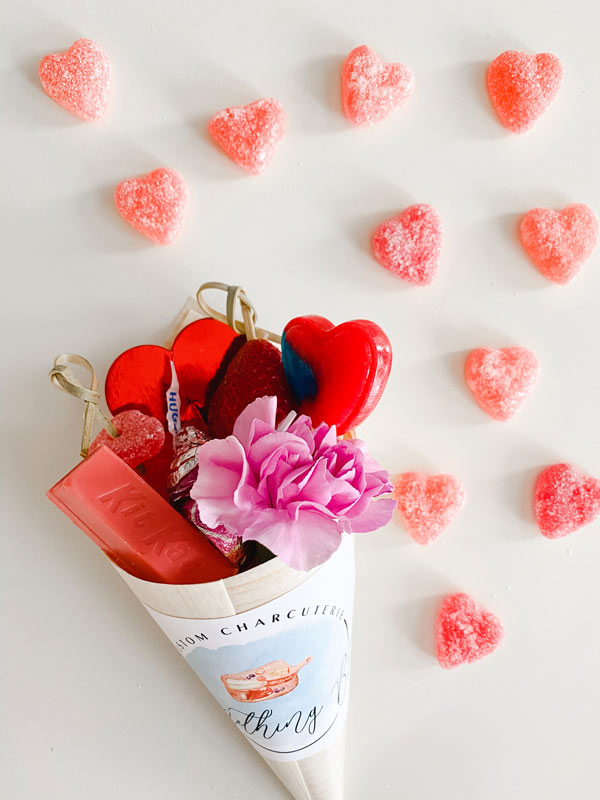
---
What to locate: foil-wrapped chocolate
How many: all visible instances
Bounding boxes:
[168,420,247,567]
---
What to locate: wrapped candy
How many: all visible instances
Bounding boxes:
[168,419,248,566]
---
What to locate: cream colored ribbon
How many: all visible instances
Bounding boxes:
[49,354,118,458]
[196,282,281,344]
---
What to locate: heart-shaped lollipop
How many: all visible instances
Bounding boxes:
[281,315,392,434]
[105,318,241,424]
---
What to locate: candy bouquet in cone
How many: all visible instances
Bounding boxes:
[47,283,394,800]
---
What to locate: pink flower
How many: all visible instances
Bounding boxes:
[190,396,394,570]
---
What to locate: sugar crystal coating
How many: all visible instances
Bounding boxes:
[208,98,285,175]
[39,38,111,121]
[465,347,539,421]
[520,204,599,285]
[436,593,504,669]
[114,168,188,245]
[89,410,165,467]
[372,204,442,285]
[487,51,563,133]
[393,472,466,544]
[534,463,600,538]
[341,45,414,126]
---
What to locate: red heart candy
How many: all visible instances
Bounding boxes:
[372,204,442,286]
[520,204,599,284]
[341,45,414,126]
[436,593,504,669]
[534,463,600,539]
[208,98,286,175]
[464,347,539,421]
[114,168,188,245]
[393,472,466,545]
[105,318,240,425]
[282,315,392,433]
[88,410,165,467]
[487,51,563,133]
[39,38,111,121]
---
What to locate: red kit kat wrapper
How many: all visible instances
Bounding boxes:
[47,446,237,584]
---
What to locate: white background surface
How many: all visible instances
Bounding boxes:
[2,1,600,798]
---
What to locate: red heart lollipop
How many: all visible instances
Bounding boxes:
[282,316,392,433]
[105,318,241,425]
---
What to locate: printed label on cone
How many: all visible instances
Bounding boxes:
[144,537,354,762]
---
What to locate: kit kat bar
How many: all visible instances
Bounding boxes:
[47,446,237,584]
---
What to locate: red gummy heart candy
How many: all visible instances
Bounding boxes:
[207,339,295,438]
[465,347,539,421]
[487,50,563,133]
[393,472,466,545]
[372,204,442,286]
[39,38,111,121]
[282,316,392,434]
[105,318,240,424]
[520,204,599,285]
[88,410,165,467]
[436,593,504,669]
[114,168,188,245]
[534,463,600,539]
[208,98,286,175]
[341,45,414,126]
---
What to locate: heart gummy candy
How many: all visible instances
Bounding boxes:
[105,318,240,424]
[114,168,188,245]
[520,204,599,285]
[534,463,600,539]
[436,593,504,669]
[341,45,414,126]
[39,38,111,121]
[393,472,466,545]
[208,98,286,175]
[371,204,442,286]
[207,339,295,438]
[487,50,563,133]
[88,410,165,468]
[464,347,539,421]
[282,315,392,434]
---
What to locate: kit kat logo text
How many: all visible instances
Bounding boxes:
[96,483,199,568]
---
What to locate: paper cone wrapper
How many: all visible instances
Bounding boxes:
[115,537,355,800]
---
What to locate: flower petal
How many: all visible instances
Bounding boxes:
[232,395,278,448]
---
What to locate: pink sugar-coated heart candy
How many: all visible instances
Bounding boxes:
[114,168,188,245]
[534,463,600,539]
[393,472,466,545]
[487,50,563,133]
[88,410,165,468]
[520,204,599,285]
[436,593,504,669]
[38,38,111,121]
[341,45,414,126]
[208,98,286,175]
[371,204,442,286]
[465,347,539,421]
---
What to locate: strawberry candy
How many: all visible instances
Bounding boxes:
[39,38,111,121]
[487,50,563,133]
[436,593,504,669]
[341,45,414,126]
[88,410,165,468]
[207,339,295,438]
[372,204,442,286]
[114,168,188,245]
[465,347,539,421]
[534,463,600,539]
[393,472,466,545]
[520,204,599,285]
[208,98,285,175]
